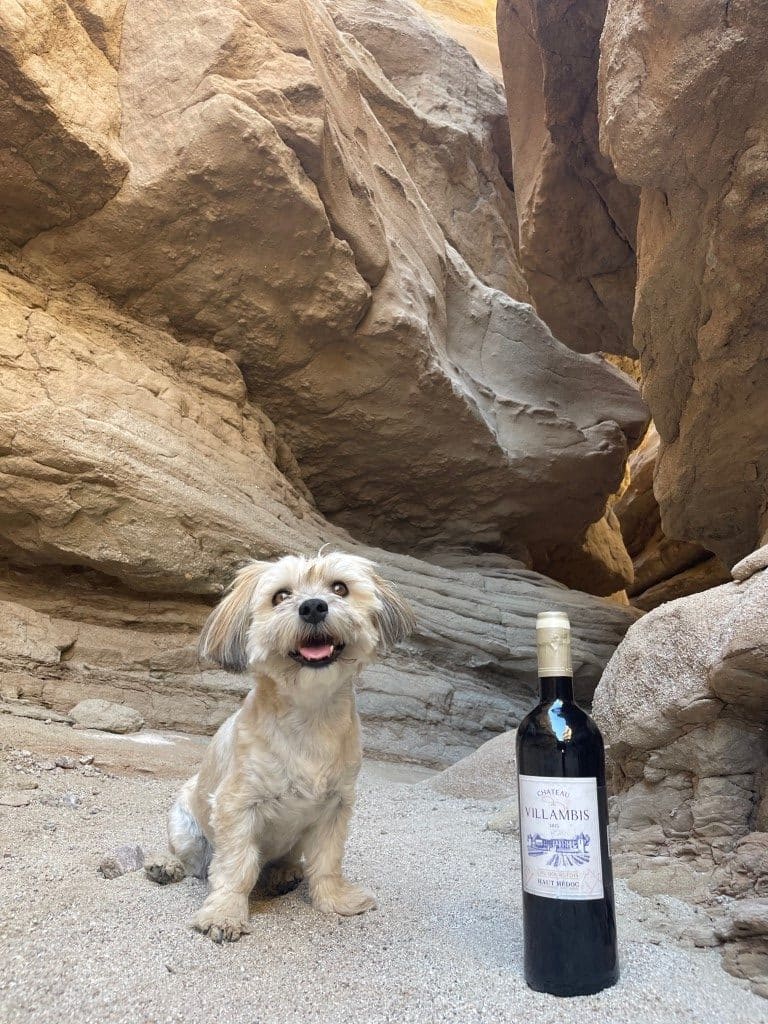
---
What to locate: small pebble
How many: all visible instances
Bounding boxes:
[0,793,32,807]
[54,756,76,770]
[13,778,39,791]
[79,755,95,766]
[98,843,145,879]
[37,761,56,771]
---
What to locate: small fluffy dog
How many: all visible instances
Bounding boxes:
[145,551,414,943]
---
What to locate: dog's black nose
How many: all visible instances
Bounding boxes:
[298,598,328,624]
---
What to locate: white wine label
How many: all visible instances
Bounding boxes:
[518,774,604,901]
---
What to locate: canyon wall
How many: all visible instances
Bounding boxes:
[0,0,646,766]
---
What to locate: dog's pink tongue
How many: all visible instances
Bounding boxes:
[299,644,334,661]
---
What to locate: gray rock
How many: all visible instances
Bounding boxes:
[0,793,32,807]
[486,804,519,835]
[98,844,145,880]
[70,699,144,735]
[54,756,76,769]
[715,900,768,941]
[425,731,516,800]
[593,564,768,912]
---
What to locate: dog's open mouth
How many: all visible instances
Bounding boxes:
[289,636,346,668]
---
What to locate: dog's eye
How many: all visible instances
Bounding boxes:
[331,581,348,597]
[272,589,291,606]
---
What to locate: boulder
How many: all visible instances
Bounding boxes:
[15,0,647,563]
[599,0,768,565]
[70,699,144,735]
[593,558,768,875]
[0,0,127,245]
[496,0,638,355]
[425,730,516,799]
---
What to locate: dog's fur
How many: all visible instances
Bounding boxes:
[145,551,414,943]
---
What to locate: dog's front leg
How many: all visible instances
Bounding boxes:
[303,795,377,916]
[192,800,261,943]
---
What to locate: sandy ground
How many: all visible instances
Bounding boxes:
[0,718,765,1024]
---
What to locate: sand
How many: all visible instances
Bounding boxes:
[0,719,765,1024]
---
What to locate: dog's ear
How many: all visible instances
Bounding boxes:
[198,561,270,672]
[371,573,415,652]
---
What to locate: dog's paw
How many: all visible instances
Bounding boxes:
[145,854,186,885]
[313,879,377,916]
[192,895,250,944]
[262,860,304,897]
[193,916,250,944]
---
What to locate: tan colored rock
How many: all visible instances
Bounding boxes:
[594,561,768,878]
[70,699,144,735]
[0,263,638,766]
[532,505,634,597]
[600,0,768,565]
[327,0,525,297]
[617,426,730,609]
[0,0,647,767]
[413,0,502,79]
[0,0,127,244]
[425,730,516,799]
[18,0,646,563]
[496,0,638,355]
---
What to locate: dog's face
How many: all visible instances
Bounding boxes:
[198,552,414,691]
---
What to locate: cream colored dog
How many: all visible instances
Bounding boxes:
[145,551,414,943]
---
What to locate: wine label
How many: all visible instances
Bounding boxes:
[518,774,604,901]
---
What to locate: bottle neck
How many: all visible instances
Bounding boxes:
[539,675,574,703]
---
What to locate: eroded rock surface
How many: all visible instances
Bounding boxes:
[616,426,730,610]
[600,0,768,565]
[496,0,638,355]
[10,0,646,562]
[0,0,646,766]
[594,547,768,899]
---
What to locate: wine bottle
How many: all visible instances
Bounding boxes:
[516,610,619,996]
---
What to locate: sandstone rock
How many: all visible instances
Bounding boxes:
[98,843,145,879]
[70,700,144,735]
[716,900,768,942]
[0,700,73,726]
[0,549,637,767]
[616,426,730,609]
[594,563,768,874]
[0,0,645,769]
[413,0,502,79]
[327,0,524,298]
[496,0,638,355]
[0,0,127,245]
[425,730,516,798]
[486,803,519,835]
[17,0,646,562]
[532,505,634,597]
[632,559,732,613]
[599,0,768,565]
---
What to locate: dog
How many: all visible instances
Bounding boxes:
[145,551,414,943]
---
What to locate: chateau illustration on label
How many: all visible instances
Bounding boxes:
[526,831,591,867]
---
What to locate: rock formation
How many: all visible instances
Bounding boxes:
[0,0,647,766]
[0,259,637,766]
[12,0,646,563]
[594,547,768,992]
[616,426,730,610]
[496,0,638,356]
[600,0,768,566]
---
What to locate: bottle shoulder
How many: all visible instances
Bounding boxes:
[518,700,601,736]
[516,700,605,773]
